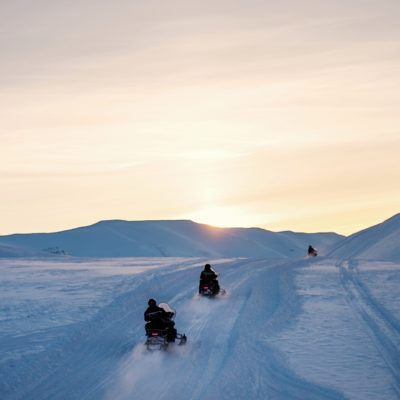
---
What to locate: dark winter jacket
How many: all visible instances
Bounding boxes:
[144,304,170,322]
[144,304,175,333]
[200,268,218,283]
[308,246,317,256]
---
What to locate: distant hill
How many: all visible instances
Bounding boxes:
[328,213,400,262]
[0,243,45,258]
[0,219,343,258]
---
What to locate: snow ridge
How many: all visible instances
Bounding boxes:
[0,219,343,258]
[329,213,400,262]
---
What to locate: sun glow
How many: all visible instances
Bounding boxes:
[184,206,264,228]
[1,1,400,235]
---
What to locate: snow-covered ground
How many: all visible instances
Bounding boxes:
[1,257,399,400]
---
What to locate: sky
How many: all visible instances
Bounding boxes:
[1,0,400,236]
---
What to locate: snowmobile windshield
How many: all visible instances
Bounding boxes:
[158,303,176,318]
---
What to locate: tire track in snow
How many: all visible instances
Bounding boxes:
[339,260,400,396]
[17,258,205,400]
[206,259,347,400]
[105,258,271,400]
[181,259,264,345]
[169,258,346,400]
[12,258,347,400]
[182,261,259,400]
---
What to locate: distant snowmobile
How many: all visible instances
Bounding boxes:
[198,264,226,297]
[144,302,187,351]
[308,245,318,257]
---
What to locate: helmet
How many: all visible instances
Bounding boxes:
[204,264,211,271]
[148,298,157,306]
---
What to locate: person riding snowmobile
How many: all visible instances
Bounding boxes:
[308,245,317,257]
[199,263,220,295]
[144,298,177,342]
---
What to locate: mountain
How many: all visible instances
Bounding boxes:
[0,243,45,258]
[0,219,343,258]
[328,213,400,262]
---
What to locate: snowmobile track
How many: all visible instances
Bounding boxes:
[339,260,400,396]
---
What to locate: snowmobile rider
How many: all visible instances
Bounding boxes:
[199,263,220,294]
[144,298,176,341]
[308,245,317,257]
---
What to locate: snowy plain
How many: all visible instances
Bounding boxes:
[1,256,400,400]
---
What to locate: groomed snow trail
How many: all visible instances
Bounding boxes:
[339,260,400,396]
[2,257,400,399]
[104,259,345,400]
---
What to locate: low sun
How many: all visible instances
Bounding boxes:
[185,206,254,228]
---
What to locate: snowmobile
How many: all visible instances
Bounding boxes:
[308,246,318,257]
[198,264,226,297]
[145,303,187,351]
